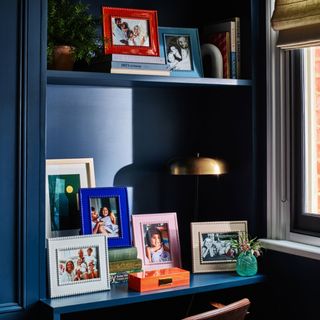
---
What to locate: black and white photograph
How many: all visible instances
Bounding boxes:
[165,35,192,71]
[112,17,150,47]
[200,232,238,263]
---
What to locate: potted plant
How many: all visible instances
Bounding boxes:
[230,233,263,277]
[47,0,101,70]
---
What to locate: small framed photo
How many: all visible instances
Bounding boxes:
[158,27,203,78]
[47,234,110,298]
[132,212,181,271]
[46,158,96,239]
[102,6,160,56]
[79,187,131,248]
[191,221,247,273]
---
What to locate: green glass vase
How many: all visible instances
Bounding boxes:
[236,252,258,276]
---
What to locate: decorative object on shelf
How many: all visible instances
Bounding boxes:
[46,158,96,239]
[202,17,241,79]
[230,233,263,277]
[79,186,131,248]
[102,6,159,56]
[131,212,181,271]
[47,234,110,298]
[158,27,203,78]
[190,220,248,273]
[47,0,101,70]
[128,267,190,292]
[168,153,227,221]
[200,43,223,78]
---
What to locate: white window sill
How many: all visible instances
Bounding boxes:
[260,238,320,261]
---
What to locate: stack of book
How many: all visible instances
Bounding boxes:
[202,17,241,79]
[108,246,143,284]
[110,54,170,76]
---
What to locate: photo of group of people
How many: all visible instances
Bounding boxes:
[89,197,120,238]
[143,223,172,263]
[165,35,192,71]
[112,17,150,47]
[200,232,238,263]
[58,246,99,285]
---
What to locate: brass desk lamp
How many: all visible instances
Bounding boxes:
[168,153,227,221]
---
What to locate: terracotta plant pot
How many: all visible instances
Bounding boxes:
[52,45,75,71]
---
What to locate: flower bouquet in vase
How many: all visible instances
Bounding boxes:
[230,233,263,277]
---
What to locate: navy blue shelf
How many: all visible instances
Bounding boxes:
[40,272,266,319]
[47,70,252,88]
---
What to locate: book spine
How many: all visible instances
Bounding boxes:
[111,61,169,71]
[110,68,170,76]
[108,247,138,262]
[109,258,143,273]
[229,21,237,79]
[109,269,142,284]
[234,17,241,78]
[112,54,165,64]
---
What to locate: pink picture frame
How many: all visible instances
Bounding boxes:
[131,212,181,271]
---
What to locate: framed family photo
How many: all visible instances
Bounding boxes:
[191,220,248,273]
[158,27,203,77]
[102,6,159,56]
[79,187,131,248]
[47,234,110,298]
[46,158,95,239]
[132,212,181,271]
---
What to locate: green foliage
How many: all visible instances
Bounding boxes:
[230,233,263,258]
[47,0,101,64]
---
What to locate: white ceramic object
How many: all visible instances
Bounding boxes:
[201,43,223,78]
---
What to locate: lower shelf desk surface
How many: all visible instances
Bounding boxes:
[40,272,266,320]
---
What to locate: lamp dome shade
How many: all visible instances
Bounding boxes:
[168,156,227,175]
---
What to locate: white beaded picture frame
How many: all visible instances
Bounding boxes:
[47,234,110,298]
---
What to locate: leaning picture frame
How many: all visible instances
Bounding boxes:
[46,158,96,239]
[132,212,181,271]
[158,27,203,77]
[79,187,131,248]
[102,6,160,56]
[47,234,110,298]
[191,220,248,273]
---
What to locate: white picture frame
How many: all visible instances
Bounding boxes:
[191,220,248,273]
[46,158,96,238]
[47,234,110,298]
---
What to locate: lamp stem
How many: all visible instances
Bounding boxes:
[194,175,199,222]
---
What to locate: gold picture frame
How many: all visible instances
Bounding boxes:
[191,220,248,273]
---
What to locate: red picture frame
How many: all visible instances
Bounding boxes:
[102,7,160,56]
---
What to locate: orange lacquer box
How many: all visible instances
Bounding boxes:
[128,267,190,292]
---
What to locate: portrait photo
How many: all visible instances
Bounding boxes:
[79,187,131,248]
[102,6,159,56]
[132,212,181,271]
[158,27,203,77]
[111,17,150,47]
[143,223,172,264]
[89,196,120,238]
[200,232,238,263]
[191,221,248,273]
[164,35,192,71]
[47,234,110,298]
[57,246,100,285]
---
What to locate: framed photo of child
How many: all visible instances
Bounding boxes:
[47,234,110,298]
[102,6,160,56]
[158,27,203,77]
[132,212,181,271]
[79,187,131,248]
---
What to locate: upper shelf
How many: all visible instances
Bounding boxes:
[47,70,252,88]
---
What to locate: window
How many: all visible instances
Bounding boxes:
[267,1,320,246]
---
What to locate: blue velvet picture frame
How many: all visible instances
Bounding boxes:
[158,27,203,78]
[79,187,131,248]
